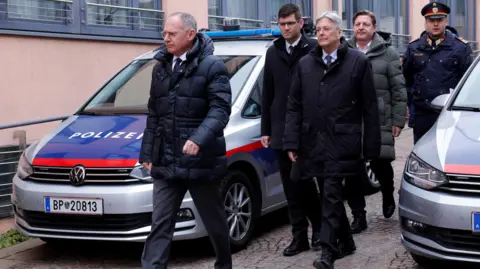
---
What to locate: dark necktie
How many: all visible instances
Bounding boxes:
[173,58,183,73]
[288,45,294,55]
[325,55,332,68]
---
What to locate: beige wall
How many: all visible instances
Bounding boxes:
[313,0,332,19]
[409,0,429,40]
[162,0,208,29]
[0,35,157,146]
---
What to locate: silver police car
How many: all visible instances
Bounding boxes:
[399,52,480,266]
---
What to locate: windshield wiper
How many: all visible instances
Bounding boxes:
[450,105,480,112]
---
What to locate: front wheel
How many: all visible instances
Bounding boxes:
[221,170,260,251]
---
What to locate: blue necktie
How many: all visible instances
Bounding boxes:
[325,55,332,68]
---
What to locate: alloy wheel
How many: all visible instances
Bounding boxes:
[224,182,252,241]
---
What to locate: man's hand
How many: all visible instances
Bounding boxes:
[392,126,402,137]
[183,140,200,156]
[142,162,152,171]
[288,151,297,162]
[406,106,410,121]
[261,136,270,148]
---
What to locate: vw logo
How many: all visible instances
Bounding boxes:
[69,165,86,186]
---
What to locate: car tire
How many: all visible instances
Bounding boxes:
[410,253,442,268]
[221,170,260,252]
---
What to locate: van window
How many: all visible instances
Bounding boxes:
[242,70,263,118]
[82,55,259,114]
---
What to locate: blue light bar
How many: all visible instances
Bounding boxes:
[203,28,282,38]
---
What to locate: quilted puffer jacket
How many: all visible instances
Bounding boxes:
[139,33,232,180]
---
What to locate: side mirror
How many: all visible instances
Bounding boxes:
[430,93,451,111]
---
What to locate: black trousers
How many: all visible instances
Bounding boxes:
[318,175,351,255]
[275,150,322,240]
[141,178,232,269]
[346,159,395,217]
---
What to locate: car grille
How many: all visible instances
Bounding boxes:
[29,166,138,184]
[20,209,152,231]
[438,174,480,195]
[430,227,480,252]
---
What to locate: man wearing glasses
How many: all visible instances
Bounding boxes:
[261,3,322,257]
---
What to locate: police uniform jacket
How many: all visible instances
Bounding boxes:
[402,30,473,112]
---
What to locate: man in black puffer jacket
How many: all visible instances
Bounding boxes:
[139,12,232,269]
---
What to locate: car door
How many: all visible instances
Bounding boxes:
[241,69,286,208]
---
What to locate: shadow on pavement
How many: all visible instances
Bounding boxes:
[31,207,289,266]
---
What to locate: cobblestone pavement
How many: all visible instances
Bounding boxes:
[0,129,429,269]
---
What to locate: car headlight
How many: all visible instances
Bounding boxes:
[17,152,33,180]
[405,153,448,190]
[129,165,153,183]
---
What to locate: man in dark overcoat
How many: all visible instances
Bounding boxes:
[283,11,381,269]
[261,3,322,256]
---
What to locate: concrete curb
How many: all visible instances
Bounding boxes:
[0,238,44,259]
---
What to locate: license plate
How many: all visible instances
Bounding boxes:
[472,212,480,232]
[44,197,103,215]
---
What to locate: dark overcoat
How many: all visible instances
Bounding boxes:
[283,38,381,178]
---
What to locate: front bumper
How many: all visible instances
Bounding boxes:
[12,175,208,242]
[399,177,480,263]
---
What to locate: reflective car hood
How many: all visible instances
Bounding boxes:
[31,115,146,167]
[414,110,480,175]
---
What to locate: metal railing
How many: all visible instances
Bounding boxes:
[85,2,164,30]
[0,0,73,23]
[0,115,69,218]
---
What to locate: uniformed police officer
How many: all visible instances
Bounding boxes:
[403,2,473,143]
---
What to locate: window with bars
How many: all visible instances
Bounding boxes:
[0,0,163,39]
[207,0,313,30]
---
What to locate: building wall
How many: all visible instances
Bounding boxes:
[0,35,157,146]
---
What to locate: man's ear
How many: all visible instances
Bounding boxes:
[188,29,196,41]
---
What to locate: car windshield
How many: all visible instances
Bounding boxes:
[452,60,480,109]
[80,55,260,114]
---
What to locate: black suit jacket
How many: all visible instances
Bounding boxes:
[261,34,317,150]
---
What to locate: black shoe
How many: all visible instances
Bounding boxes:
[313,247,334,269]
[283,238,310,257]
[338,236,356,259]
[349,214,367,234]
[383,193,396,219]
[311,233,322,252]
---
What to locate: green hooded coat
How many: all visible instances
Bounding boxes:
[347,31,407,160]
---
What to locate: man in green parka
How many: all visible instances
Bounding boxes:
[345,10,407,234]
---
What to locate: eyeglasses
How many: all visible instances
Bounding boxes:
[278,21,298,27]
[315,27,335,33]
